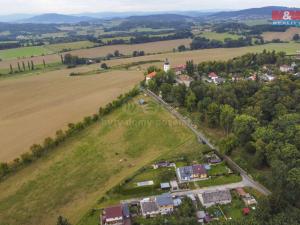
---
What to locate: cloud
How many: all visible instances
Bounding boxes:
[0,0,299,14]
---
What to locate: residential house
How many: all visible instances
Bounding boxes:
[235,188,257,206]
[198,190,232,208]
[280,65,293,73]
[192,165,208,179]
[214,77,225,85]
[176,164,208,183]
[243,194,257,206]
[140,199,160,218]
[146,71,157,85]
[236,188,247,197]
[176,75,194,87]
[102,204,131,225]
[173,64,186,75]
[247,74,257,81]
[206,153,222,164]
[208,72,218,81]
[156,194,174,215]
[261,73,275,82]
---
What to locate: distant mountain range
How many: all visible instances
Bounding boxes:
[209,6,300,20]
[1,6,300,24]
[18,13,97,24]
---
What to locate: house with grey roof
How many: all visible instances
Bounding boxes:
[155,194,174,215]
[176,164,208,183]
[140,199,159,218]
[198,190,232,208]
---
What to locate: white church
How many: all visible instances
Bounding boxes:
[164,58,170,72]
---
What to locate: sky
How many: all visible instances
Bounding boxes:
[0,0,300,15]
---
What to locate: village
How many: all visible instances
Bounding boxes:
[101,151,258,225]
[100,56,299,225]
[145,58,299,88]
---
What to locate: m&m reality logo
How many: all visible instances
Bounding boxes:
[272,10,300,26]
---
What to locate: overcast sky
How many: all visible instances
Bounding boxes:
[0,0,300,15]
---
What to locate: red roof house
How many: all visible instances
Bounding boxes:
[192,164,207,179]
[208,72,218,79]
[102,205,123,225]
[146,71,157,79]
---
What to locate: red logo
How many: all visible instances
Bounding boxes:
[272,10,300,21]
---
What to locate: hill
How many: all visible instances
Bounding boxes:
[20,13,97,24]
[209,6,300,20]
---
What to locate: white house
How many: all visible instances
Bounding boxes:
[280,65,293,73]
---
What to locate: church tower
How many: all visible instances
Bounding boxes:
[164,58,170,72]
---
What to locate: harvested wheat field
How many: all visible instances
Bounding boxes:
[263,27,300,42]
[0,69,143,162]
[105,42,300,69]
[0,39,191,70]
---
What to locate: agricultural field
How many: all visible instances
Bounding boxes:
[44,41,96,52]
[200,31,242,41]
[0,46,52,60]
[0,38,192,69]
[104,42,300,70]
[262,27,300,42]
[0,67,143,162]
[0,95,196,225]
[0,41,96,60]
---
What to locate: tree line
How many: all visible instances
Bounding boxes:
[0,88,140,181]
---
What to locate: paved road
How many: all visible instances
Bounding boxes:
[144,89,271,196]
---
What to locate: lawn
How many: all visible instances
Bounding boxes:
[0,46,52,60]
[0,95,196,225]
[200,31,242,41]
[208,162,231,176]
[193,175,242,188]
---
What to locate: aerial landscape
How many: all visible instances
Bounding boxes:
[0,1,300,225]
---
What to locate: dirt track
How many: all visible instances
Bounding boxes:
[0,69,143,162]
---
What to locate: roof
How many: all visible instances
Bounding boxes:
[196,211,206,219]
[202,190,232,204]
[236,188,247,196]
[177,75,193,81]
[156,194,173,207]
[104,205,123,219]
[215,77,225,83]
[137,180,154,187]
[178,166,193,179]
[160,182,170,189]
[140,201,159,214]
[209,72,218,78]
[122,203,130,218]
[192,164,207,175]
[147,71,157,78]
[170,180,178,187]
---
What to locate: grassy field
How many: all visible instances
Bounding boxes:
[0,95,196,225]
[0,46,52,60]
[45,41,96,52]
[263,27,300,42]
[200,31,242,41]
[0,41,96,60]
[0,68,143,162]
